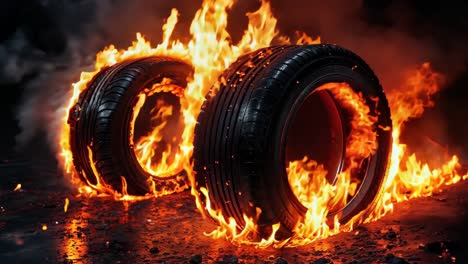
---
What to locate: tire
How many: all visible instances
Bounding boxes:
[68,56,192,195]
[193,45,392,237]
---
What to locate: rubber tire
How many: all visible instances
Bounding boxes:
[193,45,392,237]
[68,56,192,195]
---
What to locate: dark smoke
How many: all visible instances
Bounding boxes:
[2,0,467,164]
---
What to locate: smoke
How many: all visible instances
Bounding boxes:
[4,0,468,163]
[8,0,197,153]
[6,2,94,153]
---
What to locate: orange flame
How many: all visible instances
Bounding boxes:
[57,0,467,248]
[289,83,379,245]
[133,98,179,177]
[130,77,185,178]
[365,63,467,222]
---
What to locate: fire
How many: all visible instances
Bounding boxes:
[58,0,317,198]
[131,78,186,178]
[126,79,189,198]
[133,96,178,176]
[287,83,379,246]
[365,63,467,221]
[199,187,284,247]
[56,0,467,248]
[286,63,467,247]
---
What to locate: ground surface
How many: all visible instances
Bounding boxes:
[0,158,467,264]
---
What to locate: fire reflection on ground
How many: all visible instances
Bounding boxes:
[62,203,89,262]
[0,182,467,263]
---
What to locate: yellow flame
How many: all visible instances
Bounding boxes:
[13,184,21,191]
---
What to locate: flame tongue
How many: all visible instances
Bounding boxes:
[366,63,467,220]
[57,0,467,248]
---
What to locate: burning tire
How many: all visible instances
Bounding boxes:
[193,45,392,237]
[68,56,192,195]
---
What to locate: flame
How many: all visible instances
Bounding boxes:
[130,77,186,180]
[288,83,378,245]
[365,63,467,221]
[199,187,284,247]
[56,0,467,248]
[133,97,178,176]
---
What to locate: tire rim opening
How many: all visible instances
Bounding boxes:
[285,83,377,218]
[131,85,185,179]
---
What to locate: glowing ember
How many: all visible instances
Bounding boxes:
[42,225,47,231]
[64,198,69,213]
[57,0,467,248]
[13,184,21,191]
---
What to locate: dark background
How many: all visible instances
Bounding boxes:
[0,0,467,168]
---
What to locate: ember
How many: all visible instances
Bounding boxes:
[13,184,21,192]
[64,198,69,213]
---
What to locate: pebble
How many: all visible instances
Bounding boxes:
[274,257,288,264]
[383,253,409,264]
[189,254,202,264]
[314,257,333,264]
[149,247,160,254]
